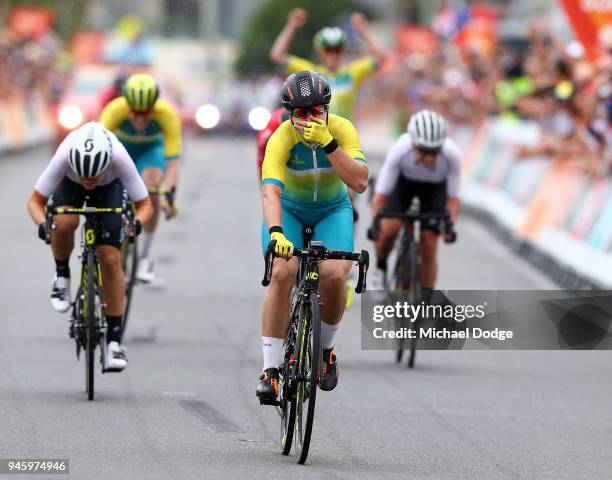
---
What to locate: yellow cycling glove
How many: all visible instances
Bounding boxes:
[303,118,334,148]
[270,231,294,258]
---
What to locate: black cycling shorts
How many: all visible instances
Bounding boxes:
[49,177,127,249]
[386,176,447,233]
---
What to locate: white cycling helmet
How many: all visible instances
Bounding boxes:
[68,122,113,178]
[408,110,448,151]
[313,27,347,51]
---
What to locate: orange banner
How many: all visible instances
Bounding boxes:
[70,30,105,64]
[559,0,612,60]
[455,4,498,57]
[9,6,54,39]
[395,25,438,54]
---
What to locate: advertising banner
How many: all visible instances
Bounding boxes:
[457,118,612,287]
[559,0,612,60]
[9,6,54,39]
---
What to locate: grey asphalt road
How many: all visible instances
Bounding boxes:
[1,137,610,480]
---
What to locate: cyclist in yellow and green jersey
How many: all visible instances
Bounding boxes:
[100,73,181,283]
[270,9,387,307]
[256,71,368,403]
[270,8,389,121]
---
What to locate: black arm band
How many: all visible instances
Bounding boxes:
[269,226,283,235]
[323,138,339,154]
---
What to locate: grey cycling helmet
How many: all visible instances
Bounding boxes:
[408,110,448,151]
[280,71,331,110]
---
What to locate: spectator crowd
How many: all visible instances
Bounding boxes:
[363,20,612,178]
[0,26,66,107]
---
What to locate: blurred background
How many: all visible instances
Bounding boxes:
[1,0,611,289]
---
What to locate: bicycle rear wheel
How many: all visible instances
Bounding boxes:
[294,291,321,464]
[121,237,138,340]
[85,251,96,401]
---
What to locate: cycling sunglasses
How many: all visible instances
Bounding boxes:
[78,172,105,183]
[322,47,345,54]
[290,105,327,119]
[129,109,153,116]
[415,146,441,155]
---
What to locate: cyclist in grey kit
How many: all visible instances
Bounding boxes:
[369,110,462,298]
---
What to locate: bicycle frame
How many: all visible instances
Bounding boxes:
[76,214,105,350]
[371,208,456,367]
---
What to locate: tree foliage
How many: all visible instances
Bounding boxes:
[234,0,356,78]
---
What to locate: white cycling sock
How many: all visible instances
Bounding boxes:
[139,231,154,259]
[261,336,284,371]
[321,320,340,350]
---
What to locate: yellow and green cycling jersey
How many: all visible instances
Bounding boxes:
[262,114,366,205]
[286,55,377,120]
[99,97,181,160]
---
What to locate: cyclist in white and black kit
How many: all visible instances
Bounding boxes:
[369,110,461,300]
[27,122,153,371]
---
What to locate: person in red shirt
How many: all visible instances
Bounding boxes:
[98,74,128,113]
[256,107,289,181]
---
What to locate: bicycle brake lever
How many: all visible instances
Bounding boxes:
[262,241,276,287]
[355,250,369,294]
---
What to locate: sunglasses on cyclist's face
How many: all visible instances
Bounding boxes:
[322,47,344,54]
[415,146,441,156]
[129,109,153,118]
[291,105,327,119]
[78,173,104,190]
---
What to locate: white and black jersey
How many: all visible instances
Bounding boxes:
[375,133,462,198]
[34,129,148,202]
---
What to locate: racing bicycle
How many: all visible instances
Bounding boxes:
[45,206,135,400]
[261,228,369,464]
[370,207,455,368]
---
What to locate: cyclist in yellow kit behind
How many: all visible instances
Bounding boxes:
[100,73,181,283]
[270,8,388,121]
[256,71,368,402]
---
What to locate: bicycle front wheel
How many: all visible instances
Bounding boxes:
[407,241,421,369]
[393,248,411,362]
[85,251,96,401]
[294,291,321,464]
[280,324,297,455]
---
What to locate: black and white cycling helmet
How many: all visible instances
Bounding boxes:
[68,122,113,178]
[408,110,448,151]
